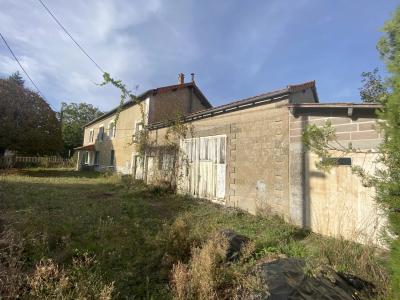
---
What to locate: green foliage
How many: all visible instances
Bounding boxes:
[359,68,390,103]
[376,6,400,296]
[60,102,103,156]
[8,71,25,87]
[302,120,349,171]
[0,75,62,155]
[99,72,139,124]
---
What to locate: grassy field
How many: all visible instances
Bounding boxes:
[0,169,389,299]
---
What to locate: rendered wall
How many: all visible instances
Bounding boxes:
[289,109,387,244]
[82,101,144,173]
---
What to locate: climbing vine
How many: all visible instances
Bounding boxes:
[99,72,149,155]
[100,73,194,191]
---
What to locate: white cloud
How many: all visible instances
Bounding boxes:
[0,0,312,110]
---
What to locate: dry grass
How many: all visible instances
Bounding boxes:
[28,254,114,300]
[313,236,389,298]
[0,226,114,299]
[170,232,262,300]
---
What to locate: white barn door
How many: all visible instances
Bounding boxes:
[181,135,226,201]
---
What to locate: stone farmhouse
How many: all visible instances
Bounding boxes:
[76,74,385,244]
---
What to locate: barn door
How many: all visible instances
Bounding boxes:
[181,135,226,201]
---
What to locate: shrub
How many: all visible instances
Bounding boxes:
[170,232,261,300]
[28,253,114,299]
[312,236,389,298]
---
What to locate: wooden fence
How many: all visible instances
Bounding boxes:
[0,156,73,169]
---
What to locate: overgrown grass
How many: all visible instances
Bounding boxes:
[0,168,390,298]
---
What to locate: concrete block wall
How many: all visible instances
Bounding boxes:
[168,99,292,218]
[288,109,386,244]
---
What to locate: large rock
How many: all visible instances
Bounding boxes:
[219,229,249,262]
[256,258,375,300]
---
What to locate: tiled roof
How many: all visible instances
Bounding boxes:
[84,82,211,127]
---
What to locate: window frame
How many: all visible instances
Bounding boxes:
[134,121,144,142]
[108,121,116,140]
[98,125,105,142]
[94,151,100,165]
[110,150,115,166]
[88,129,94,143]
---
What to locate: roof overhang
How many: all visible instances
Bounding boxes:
[288,103,382,117]
[74,144,95,151]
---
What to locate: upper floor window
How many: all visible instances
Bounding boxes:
[133,122,144,142]
[88,129,94,143]
[98,125,104,142]
[109,121,116,139]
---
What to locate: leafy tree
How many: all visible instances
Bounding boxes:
[359,68,389,103]
[0,76,62,156]
[8,71,25,87]
[60,102,103,156]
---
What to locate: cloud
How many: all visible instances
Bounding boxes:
[5,0,370,111]
[0,0,170,110]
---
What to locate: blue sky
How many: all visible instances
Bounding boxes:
[0,0,398,111]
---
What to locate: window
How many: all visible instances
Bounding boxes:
[98,126,104,142]
[322,157,352,166]
[108,122,116,139]
[94,151,100,165]
[88,129,94,143]
[83,151,89,164]
[110,150,115,165]
[160,153,174,171]
[134,122,144,142]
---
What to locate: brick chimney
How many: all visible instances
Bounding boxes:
[178,73,185,85]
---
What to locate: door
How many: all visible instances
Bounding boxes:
[146,156,155,183]
[181,135,226,201]
[134,156,144,180]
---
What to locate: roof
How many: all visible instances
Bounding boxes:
[74,144,95,151]
[288,102,382,109]
[149,80,318,130]
[84,82,212,127]
[288,102,382,118]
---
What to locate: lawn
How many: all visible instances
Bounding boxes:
[0,169,389,299]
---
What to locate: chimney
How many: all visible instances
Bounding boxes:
[191,73,195,83]
[178,73,185,85]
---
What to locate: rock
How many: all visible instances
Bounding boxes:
[219,229,249,262]
[255,258,375,300]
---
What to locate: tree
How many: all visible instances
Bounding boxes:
[8,71,25,87]
[0,76,62,155]
[359,68,389,103]
[60,102,103,156]
[376,7,400,295]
